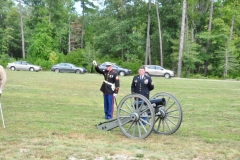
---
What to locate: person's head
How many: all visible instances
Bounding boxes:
[138,66,145,76]
[105,62,112,71]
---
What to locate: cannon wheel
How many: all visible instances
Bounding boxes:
[151,92,182,135]
[116,94,155,139]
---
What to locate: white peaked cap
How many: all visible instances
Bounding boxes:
[105,62,112,66]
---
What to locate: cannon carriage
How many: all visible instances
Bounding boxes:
[97,92,182,139]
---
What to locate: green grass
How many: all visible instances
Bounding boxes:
[0,70,240,159]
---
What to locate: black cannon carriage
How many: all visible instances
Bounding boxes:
[97,92,183,139]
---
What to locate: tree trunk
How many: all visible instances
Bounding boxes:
[191,1,195,43]
[225,14,235,77]
[68,17,71,53]
[204,0,214,77]
[185,10,190,74]
[18,0,25,58]
[148,39,151,64]
[177,0,187,77]
[155,0,163,67]
[81,0,85,49]
[145,0,151,65]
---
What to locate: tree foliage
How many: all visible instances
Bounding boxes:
[0,0,240,78]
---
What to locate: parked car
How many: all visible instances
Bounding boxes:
[6,61,42,72]
[143,65,175,79]
[98,62,132,76]
[51,63,87,74]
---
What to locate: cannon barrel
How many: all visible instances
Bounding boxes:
[134,98,166,116]
[135,98,166,107]
[150,98,166,107]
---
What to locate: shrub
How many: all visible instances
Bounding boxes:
[0,54,15,67]
[65,49,83,66]
[34,58,51,70]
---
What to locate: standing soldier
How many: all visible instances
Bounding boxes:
[93,61,120,120]
[131,66,154,99]
[0,65,7,95]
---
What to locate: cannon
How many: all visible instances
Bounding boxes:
[97,92,182,139]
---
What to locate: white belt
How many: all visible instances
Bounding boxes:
[104,80,115,91]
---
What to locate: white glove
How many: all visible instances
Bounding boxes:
[0,90,2,94]
[113,93,117,97]
[93,60,97,67]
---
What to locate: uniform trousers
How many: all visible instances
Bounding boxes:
[103,94,114,119]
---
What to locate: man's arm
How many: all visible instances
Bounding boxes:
[95,66,105,75]
[131,77,136,94]
[92,60,104,75]
[114,75,120,94]
[148,77,154,91]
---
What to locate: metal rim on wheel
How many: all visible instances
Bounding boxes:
[29,67,35,72]
[10,67,15,71]
[116,94,155,139]
[55,69,60,73]
[164,73,170,79]
[75,69,81,74]
[119,71,125,76]
[151,92,182,135]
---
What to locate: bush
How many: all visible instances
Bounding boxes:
[34,58,52,70]
[235,77,240,81]
[65,49,83,66]
[0,54,15,67]
[121,61,142,75]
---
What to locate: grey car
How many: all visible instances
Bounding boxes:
[51,63,87,74]
[144,65,175,79]
[98,62,132,76]
[6,61,42,72]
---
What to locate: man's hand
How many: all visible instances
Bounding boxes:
[93,60,97,67]
[113,93,117,97]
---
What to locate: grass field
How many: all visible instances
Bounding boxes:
[0,70,240,160]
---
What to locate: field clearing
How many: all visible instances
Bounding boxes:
[0,70,240,160]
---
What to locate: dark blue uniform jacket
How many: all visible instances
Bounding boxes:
[131,75,154,99]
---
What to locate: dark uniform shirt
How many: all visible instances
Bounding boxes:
[131,75,154,99]
[95,66,120,95]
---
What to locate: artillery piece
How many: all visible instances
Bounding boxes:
[97,92,182,139]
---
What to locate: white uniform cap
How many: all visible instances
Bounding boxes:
[105,62,112,66]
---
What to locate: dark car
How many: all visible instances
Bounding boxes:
[98,62,132,76]
[144,65,175,79]
[6,61,42,72]
[51,63,87,74]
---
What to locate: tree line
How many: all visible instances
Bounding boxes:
[0,0,240,78]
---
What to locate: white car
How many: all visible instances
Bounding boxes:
[6,61,42,72]
[144,65,175,79]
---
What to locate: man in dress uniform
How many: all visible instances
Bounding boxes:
[131,66,154,125]
[131,66,154,99]
[93,60,120,120]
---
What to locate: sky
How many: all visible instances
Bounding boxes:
[74,0,149,14]
[74,0,105,14]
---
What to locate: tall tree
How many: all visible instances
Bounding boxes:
[155,0,163,67]
[177,0,187,77]
[145,0,151,65]
[75,0,97,49]
[221,0,240,77]
[18,0,25,58]
[0,1,21,58]
[203,0,214,76]
[81,0,85,49]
